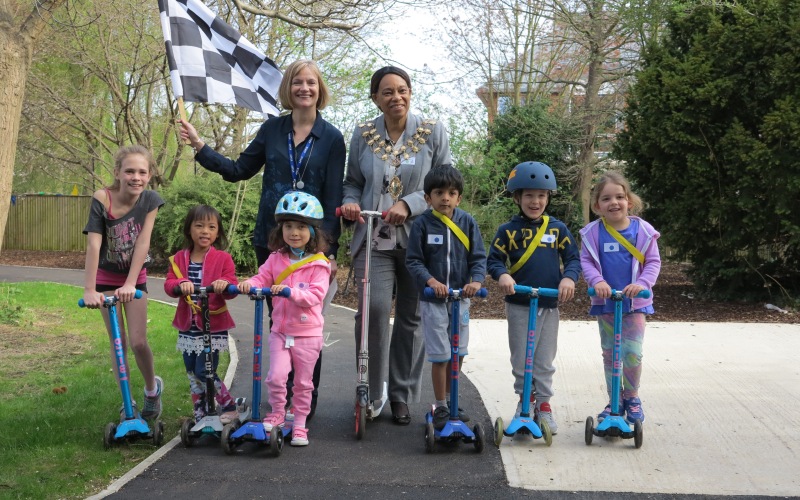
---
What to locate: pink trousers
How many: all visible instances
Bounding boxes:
[267,332,323,429]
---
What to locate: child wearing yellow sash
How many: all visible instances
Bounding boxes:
[579,171,661,424]
[238,192,330,446]
[406,166,487,429]
[164,205,239,424]
[486,162,581,435]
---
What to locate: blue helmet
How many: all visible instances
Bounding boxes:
[506,161,557,193]
[275,191,324,227]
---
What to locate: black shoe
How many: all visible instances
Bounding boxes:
[433,406,450,430]
[390,401,411,425]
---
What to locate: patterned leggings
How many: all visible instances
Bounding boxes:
[184,351,234,410]
[597,312,646,400]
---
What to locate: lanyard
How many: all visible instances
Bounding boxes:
[601,217,645,264]
[287,131,314,190]
[275,253,328,285]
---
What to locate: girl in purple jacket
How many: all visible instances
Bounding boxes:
[238,192,330,446]
[165,205,239,424]
[579,172,661,425]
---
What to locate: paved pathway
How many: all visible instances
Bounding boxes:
[3,265,797,499]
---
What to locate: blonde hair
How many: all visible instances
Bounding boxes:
[109,145,155,190]
[279,60,331,111]
[590,171,644,215]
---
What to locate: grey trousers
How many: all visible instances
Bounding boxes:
[353,248,424,403]
[506,302,560,405]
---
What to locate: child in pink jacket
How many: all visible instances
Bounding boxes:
[164,205,239,424]
[238,192,330,446]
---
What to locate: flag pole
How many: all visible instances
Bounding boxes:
[177,96,191,145]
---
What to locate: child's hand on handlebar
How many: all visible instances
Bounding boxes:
[462,281,482,298]
[427,278,449,299]
[498,274,517,296]
[211,279,230,294]
[558,277,575,302]
[238,281,252,294]
[622,283,645,298]
[270,284,288,296]
[82,290,105,309]
[116,284,138,303]
[593,281,612,299]
[178,281,194,296]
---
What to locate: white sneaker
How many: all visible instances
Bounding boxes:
[535,402,558,435]
[291,426,309,446]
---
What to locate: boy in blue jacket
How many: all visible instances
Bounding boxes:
[406,166,486,429]
[486,161,580,435]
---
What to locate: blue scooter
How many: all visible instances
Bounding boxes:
[179,285,251,447]
[584,288,650,449]
[79,291,164,449]
[493,285,558,447]
[221,286,291,457]
[423,287,488,454]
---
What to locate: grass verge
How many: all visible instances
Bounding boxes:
[0,282,229,499]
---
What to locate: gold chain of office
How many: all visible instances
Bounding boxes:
[359,119,436,166]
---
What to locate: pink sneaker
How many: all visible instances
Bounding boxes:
[291,426,309,446]
[262,411,285,432]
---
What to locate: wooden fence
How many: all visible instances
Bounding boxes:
[3,194,92,252]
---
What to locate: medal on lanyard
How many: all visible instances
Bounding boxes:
[288,131,314,190]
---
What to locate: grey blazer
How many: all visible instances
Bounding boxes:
[342,113,452,259]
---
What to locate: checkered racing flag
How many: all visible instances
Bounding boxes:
[158,0,282,116]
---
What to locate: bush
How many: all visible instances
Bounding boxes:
[152,173,261,275]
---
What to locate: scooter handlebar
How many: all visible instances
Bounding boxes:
[513,285,559,298]
[78,289,142,308]
[588,288,651,299]
[172,285,233,295]
[423,287,488,299]
[335,207,387,219]
[226,285,291,298]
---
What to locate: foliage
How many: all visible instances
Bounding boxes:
[0,285,31,326]
[0,283,203,499]
[454,98,584,239]
[615,0,800,302]
[152,173,262,275]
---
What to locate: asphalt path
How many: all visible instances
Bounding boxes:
[2,265,788,500]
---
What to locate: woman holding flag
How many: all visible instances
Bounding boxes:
[178,59,345,419]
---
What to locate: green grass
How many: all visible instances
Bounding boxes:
[0,282,229,499]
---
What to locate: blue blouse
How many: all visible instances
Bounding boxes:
[195,112,346,255]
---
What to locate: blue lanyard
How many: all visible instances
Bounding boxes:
[287,131,314,190]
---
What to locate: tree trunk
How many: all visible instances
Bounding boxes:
[576,57,602,225]
[0,0,68,251]
[0,22,32,252]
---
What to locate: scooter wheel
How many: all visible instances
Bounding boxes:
[153,420,164,446]
[221,423,235,455]
[269,425,283,457]
[539,418,552,447]
[585,416,594,446]
[473,423,485,453]
[181,419,195,448]
[633,420,643,449]
[493,417,504,447]
[103,422,116,450]
[355,402,366,441]
[424,422,435,454]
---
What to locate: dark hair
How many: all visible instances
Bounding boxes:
[182,205,227,250]
[423,165,463,196]
[369,66,412,96]
[267,220,329,255]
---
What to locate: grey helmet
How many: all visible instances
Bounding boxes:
[506,161,557,193]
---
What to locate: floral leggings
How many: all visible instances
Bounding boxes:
[597,312,646,400]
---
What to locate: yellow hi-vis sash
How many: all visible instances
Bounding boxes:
[274,253,328,285]
[602,217,645,264]
[431,209,469,251]
[508,216,549,275]
[169,255,228,315]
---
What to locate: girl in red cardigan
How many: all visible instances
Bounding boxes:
[165,205,239,424]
